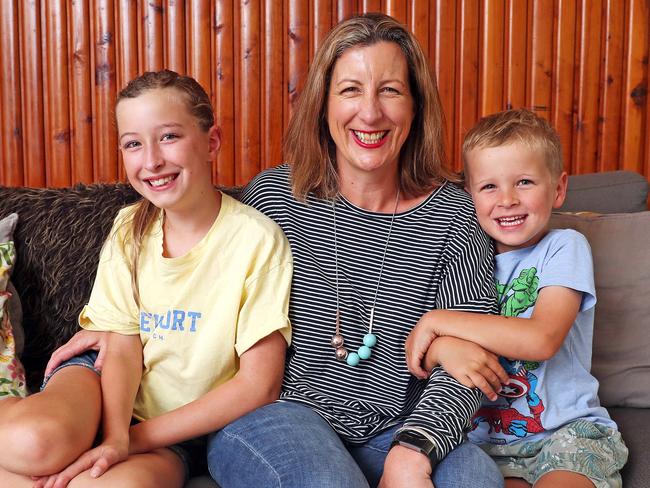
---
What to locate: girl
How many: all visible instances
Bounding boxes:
[0,70,292,487]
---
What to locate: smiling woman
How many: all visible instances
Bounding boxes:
[206,13,504,488]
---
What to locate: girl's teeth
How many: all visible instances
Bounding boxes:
[353,130,387,144]
[149,175,176,187]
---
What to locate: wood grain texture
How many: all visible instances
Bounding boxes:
[0,1,648,191]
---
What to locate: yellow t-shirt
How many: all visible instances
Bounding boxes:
[79,193,292,420]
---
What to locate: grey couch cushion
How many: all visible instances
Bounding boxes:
[559,170,649,213]
[609,407,650,486]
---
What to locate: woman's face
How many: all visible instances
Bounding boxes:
[327,41,414,181]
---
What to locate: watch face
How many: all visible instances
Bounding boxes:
[395,431,435,457]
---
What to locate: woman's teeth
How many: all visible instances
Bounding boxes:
[353,130,387,144]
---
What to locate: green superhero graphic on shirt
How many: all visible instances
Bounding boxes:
[472,267,545,439]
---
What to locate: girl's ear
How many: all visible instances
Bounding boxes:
[208,125,221,157]
[552,171,569,209]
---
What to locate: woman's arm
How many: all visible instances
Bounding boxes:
[128,331,286,454]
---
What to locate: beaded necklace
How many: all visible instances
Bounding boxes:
[330,189,400,366]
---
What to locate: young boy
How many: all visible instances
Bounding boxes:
[406,109,627,488]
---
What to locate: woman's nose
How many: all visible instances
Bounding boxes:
[357,93,382,123]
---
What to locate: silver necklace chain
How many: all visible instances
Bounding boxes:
[331,188,400,365]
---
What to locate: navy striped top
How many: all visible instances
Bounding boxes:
[241,164,497,459]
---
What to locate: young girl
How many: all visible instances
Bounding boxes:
[0,70,292,487]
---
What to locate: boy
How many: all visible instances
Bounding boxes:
[406,109,627,488]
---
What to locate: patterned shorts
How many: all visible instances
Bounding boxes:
[480,419,628,488]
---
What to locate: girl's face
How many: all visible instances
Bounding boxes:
[116,88,220,215]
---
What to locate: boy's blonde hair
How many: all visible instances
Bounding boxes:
[462,108,563,178]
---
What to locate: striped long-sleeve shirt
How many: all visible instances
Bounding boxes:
[241,164,497,460]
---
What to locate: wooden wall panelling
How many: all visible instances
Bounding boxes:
[69,0,93,184]
[312,0,333,59]
[335,0,357,22]
[551,0,576,172]
[571,0,603,174]
[478,0,505,117]
[235,0,261,184]
[42,0,71,187]
[140,0,164,71]
[597,0,624,172]
[408,1,430,58]
[262,0,284,168]
[166,0,186,74]
[453,0,480,171]
[92,0,118,183]
[620,0,648,175]
[285,0,309,126]
[385,0,407,24]
[214,0,235,185]
[527,0,554,119]
[0,0,24,186]
[431,0,457,170]
[504,0,527,110]
[115,0,138,182]
[186,0,210,91]
[18,0,45,187]
[361,0,381,14]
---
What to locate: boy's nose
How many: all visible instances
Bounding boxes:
[498,190,519,207]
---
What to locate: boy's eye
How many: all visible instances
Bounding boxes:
[517,179,533,186]
[480,183,496,191]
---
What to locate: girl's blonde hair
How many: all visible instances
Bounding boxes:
[116,70,214,306]
[285,13,453,201]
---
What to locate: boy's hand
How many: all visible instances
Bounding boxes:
[32,438,129,488]
[433,337,507,401]
[405,313,440,379]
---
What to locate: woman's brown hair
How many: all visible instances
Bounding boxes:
[116,70,214,306]
[285,13,453,201]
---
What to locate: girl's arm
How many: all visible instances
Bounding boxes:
[407,285,582,375]
[128,330,286,454]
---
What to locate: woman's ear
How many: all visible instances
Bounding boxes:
[208,125,222,157]
[552,171,569,208]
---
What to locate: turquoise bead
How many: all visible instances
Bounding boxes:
[346,352,360,366]
[358,345,372,360]
[363,333,377,348]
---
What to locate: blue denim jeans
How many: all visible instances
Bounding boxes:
[207,400,503,488]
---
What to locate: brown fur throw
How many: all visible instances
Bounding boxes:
[0,183,140,389]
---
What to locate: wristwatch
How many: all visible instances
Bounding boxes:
[390,430,439,469]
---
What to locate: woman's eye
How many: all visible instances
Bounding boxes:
[381,86,400,94]
[340,86,360,95]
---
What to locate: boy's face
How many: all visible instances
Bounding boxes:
[465,142,567,254]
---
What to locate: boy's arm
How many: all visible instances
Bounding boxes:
[128,330,286,454]
[410,285,581,368]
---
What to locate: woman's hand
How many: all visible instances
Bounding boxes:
[431,337,508,401]
[379,446,434,488]
[31,438,129,488]
[45,330,110,376]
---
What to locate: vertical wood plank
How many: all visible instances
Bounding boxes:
[0,0,25,186]
[18,0,45,187]
[620,0,649,174]
[408,0,430,58]
[166,0,186,73]
[527,0,554,118]
[597,0,624,172]
[478,0,505,117]
[187,0,210,95]
[572,0,603,174]
[431,0,457,171]
[42,0,71,186]
[385,0,407,24]
[261,0,284,168]
[286,0,309,126]
[360,0,381,13]
[504,0,527,109]
[235,0,261,184]
[92,0,118,183]
[312,0,333,60]
[68,0,93,183]
[214,0,235,185]
[141,0,164,71]
[551,0,576,172]
[454,0,480,171]
[334,0,358,22]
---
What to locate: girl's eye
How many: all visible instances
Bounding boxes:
[123,140,140,150]
[161,133,179,142]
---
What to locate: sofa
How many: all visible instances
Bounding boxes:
[0,170,647,487]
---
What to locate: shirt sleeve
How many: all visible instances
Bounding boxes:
[78,209,140,335]
[234,219,293,355]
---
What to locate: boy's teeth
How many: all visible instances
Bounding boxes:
[498,216,525,226]
[149,175,176,187]
[353,130,387,144]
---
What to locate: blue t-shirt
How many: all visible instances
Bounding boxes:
[468,229,616,446]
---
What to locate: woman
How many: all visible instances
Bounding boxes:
[47,13,503,488]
